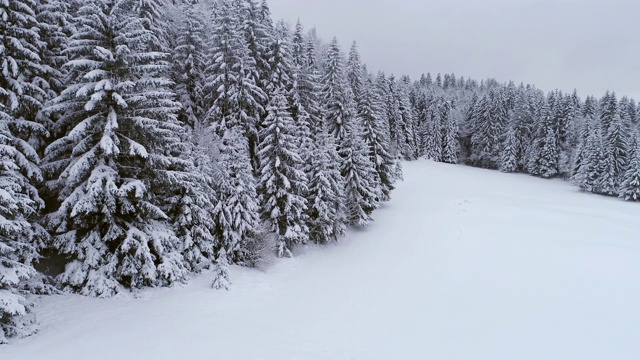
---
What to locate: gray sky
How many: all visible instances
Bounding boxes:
[268,0,640,100]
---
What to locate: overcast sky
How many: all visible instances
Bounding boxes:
[268,0,640,100]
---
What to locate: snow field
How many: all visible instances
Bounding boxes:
[3,159,640,360]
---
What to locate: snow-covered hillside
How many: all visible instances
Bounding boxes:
[3,160,640,360]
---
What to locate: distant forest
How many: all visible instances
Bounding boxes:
[2,0,639,343]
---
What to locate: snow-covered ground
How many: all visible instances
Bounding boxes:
[4,160,640,360]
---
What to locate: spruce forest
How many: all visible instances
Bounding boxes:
[2,0,640,343]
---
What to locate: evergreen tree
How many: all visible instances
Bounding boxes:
[597,141,617,195]
[422,100,443,161]
[599,91,617,131]
[441,101,460,164]
[619,135,640,201]
[306,127,346,244]
[536,118,559,178]
[257,91,308,257]
[43,0,189,297]
[606,113,630,185]
[211,248,231,290]
[500,126,519,173]
[530,101,559,178]
[204,0,266,169]
[341,117,380,226]
[265,20,296,96]
[172,124,218,273]
[240,0,274,91]
[396,77,418,159]
[0,0,50,341]
[346,41,363,103]
[575,122,604,193]
[172,3,209,129]
[321,37,351,143]
[215,127,262,265]
[358,76,396,201]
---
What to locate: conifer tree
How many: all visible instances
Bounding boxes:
[346,42,364,103]
[422,101,443,161]
[265,21,296,96]
[215,127,262,265]
[597,141,617,195]
[306,127,347,244]
[500,126,519,173]
[441,101,460,164]
[204,0,266,169]
[211,248,231,290]
[341,118,380,226]
[606,113,630,185]
[619,135,640,201]
[43,0,189,297]
[358,76,396,201]
[575,122,604,193]
[240,0,274,90]
[397,77,418,159]
[321,37,351,143]
[257,91,308,257]
[172,124,218,273]
[0,0,50,341]
[536,119,559,178]
[172,3,209,129]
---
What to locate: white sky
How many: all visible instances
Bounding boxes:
[268,0,640,100]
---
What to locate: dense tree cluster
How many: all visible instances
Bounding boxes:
[410,74,640,201]
[0,0,404,341]
[1,0,638,343]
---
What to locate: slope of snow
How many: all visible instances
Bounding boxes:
[3,160,640,360]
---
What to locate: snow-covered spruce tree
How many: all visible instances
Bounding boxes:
[257,91,309,257]
[376,72,404,181]
[358,75,396,201]
[204,0,266,150]
[469,94,497,167]
[265,20,296,96]
[43,0,189,297]
[535,118,559,178]
[214,127,262,267]
[341,117,380,226]
[321,37,351,143]
[596,141,617,195]
[346,41,364,104]
[571,97,598,181]
[574,122,604,193]
[422,100,443,162]
[619,134,640,201]
[291,20,306,69]
[0,0,51,342]
[34,0,73,145]
[170,124,218,273]
[211,248,230,290]
[0,131,43,342]
[306,125,347,244]
[240,0,274,93]
[376,73,401,157]
[396,76,418,160]
[605,113,630,187]
[529,101,559,178]
[509,89,535,171]
[500,125,519,173]
[172,3,209,129]
[556,92,581,177]
[441,101,460,164]
[599,91,617,132]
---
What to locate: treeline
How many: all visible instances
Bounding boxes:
[1,0,405,342]
[406,75,640,200]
